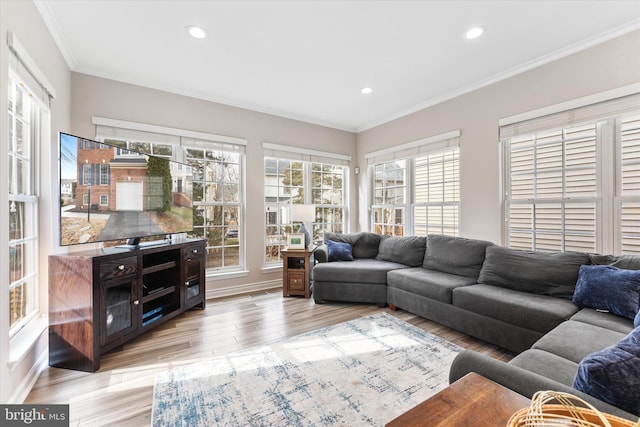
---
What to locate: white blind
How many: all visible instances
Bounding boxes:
[366,130,460,165]
[262,142,350,166]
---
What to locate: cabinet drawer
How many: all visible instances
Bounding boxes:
[183,243,203,261]
[288,271,306,291]
[99,256,137,281]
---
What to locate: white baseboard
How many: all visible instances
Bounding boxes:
[206,279,282,300]
[9,349,49,404]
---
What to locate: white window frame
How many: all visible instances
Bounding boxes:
[366,130,460,237]
[262,143,350,268]
[93,117,247,276]
[7,67,49,339]
[500,86,640,255]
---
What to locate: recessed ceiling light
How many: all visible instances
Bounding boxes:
[186,25,207,39]
[465,26,485,40]
[361,87,373,95]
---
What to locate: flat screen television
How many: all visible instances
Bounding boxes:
[59,132,193,247]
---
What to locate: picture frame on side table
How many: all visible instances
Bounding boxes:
[287,233,305,250]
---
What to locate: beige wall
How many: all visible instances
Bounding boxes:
[356,29,640,244]
[0,0,71,403]
[70,73,357,295]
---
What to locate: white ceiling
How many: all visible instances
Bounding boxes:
[37,1,640,132]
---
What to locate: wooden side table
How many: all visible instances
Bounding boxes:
[282,248,312,298]
[385,372,530,427]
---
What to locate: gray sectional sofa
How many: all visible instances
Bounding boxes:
[312,232,639,420]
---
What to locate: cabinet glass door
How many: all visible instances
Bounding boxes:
[183,244,204,307]
[101,277,137,346]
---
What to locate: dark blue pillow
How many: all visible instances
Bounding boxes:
[572,265,640,320]
[573,328,640,416]
[326,240,353,262]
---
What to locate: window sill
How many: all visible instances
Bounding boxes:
[9,315,48,372]
[206,269,249,281]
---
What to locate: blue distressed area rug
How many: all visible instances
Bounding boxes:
[151,312,461,426]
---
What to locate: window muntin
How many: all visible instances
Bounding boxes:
[264,158,346,265]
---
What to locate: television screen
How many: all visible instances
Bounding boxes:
[59,132,194,246]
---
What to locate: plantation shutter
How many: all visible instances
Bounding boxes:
[501,89,640,255]
[619,114,640,254]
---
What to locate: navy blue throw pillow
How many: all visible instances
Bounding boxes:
[572,265,640,320]
[326,240,353,262]
[573,327,640,416]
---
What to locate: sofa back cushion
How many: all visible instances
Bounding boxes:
[422,234,493,279]
[478,246,590,299]
[589,254,640,270]
[375,235,426,267]
[324,232,381,259]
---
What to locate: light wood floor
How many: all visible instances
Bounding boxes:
[25,289,514,426]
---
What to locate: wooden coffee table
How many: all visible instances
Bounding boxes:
[386,372,530,427]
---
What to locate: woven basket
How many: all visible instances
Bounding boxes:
[507,391,639,427]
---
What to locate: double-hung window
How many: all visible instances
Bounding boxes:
[7,36,53,339]
[94,118,247,273]
[367,131,460,237]
[263,143,349,266]
[501,90,640,254]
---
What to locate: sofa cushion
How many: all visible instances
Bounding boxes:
[570,309,635,334]
[572,265,640,320]
[589,254,640,270]
[376,235,426,267]
[478,246,589,299]
[573,327,640,416]
[510,348,579,387]
[323,232,381,259]
[453,284,579,334]
[312,258,407,284]
[422,234,493,279]
[532,320,628,364]
[326,240,353,262]
[387,267,476,304]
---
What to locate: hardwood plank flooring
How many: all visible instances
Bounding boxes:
[25,289,514,426]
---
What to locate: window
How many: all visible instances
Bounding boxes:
[100,194,109,206]
[263,143,349,266]
[8,73,46,336]
[367,131,460,237]
[414,149,460,236]
[372,160,406,236]
[501,91,640,255]
[95,118,247,274]
[99,164,110,185]
[185,147,241,270]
